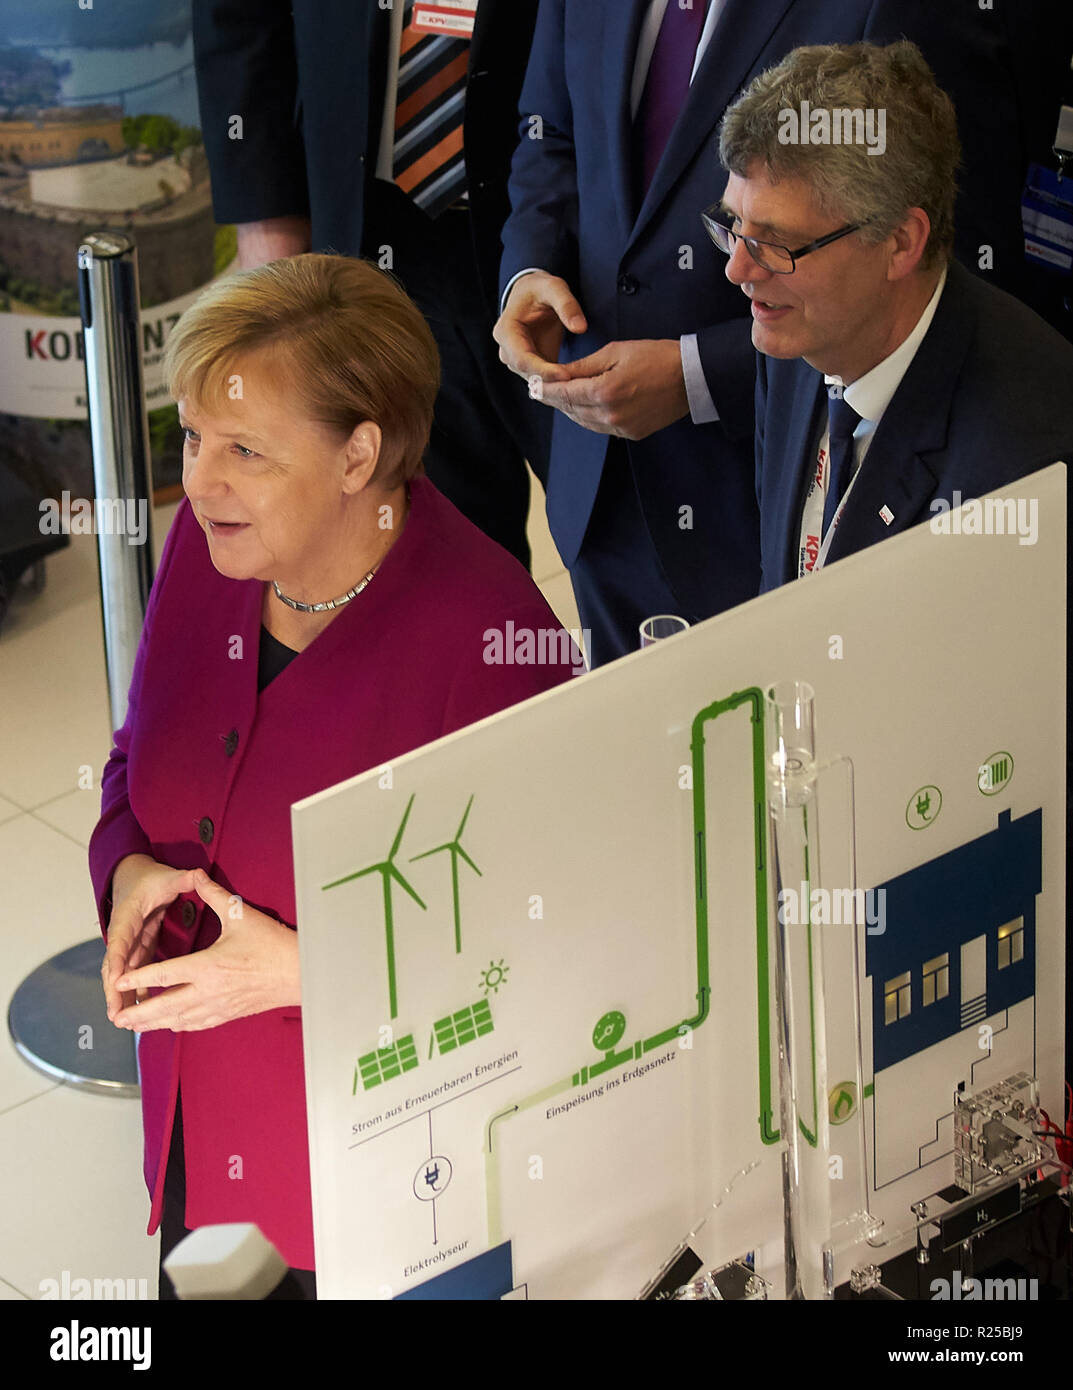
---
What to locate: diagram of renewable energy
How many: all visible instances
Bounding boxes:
[318,772,717,1294]
[305,696,1052,1299]
[294,472,1065,1299]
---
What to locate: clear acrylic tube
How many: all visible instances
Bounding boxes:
[765,680,834,1299]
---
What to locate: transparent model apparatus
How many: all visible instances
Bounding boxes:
[765,681,882,1298]
[953,1073,1044,1194]
[642,679,880,1300]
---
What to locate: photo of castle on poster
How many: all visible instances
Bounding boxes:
[0,0,234,493]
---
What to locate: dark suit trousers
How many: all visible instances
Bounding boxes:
[570,439,692,667]
[361,181,550,570]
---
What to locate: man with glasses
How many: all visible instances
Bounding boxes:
[494,1,1068,665]
[719,39,1073,1094]
[703,208,869,277]
[716,40,1073,591]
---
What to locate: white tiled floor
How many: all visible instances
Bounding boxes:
[0,473,576,1301]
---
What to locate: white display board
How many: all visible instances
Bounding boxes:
[294,466,1066,1300]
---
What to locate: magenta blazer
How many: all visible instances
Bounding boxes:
[88,478,578,1268]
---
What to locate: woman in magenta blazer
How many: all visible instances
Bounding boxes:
[88,255,580,1298]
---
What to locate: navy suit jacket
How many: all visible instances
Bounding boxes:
[192,0,538,316]
[501,0,1063,619]
[755,260,1073,592]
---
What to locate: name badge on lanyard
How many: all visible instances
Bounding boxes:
[1021,160,1073,276]
[411,1,479,38]
[797,427,858,579]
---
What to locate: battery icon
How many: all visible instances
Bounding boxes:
[978,753,1013,795]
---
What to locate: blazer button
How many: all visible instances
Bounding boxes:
[198,816,214,845]
[181,900,197,927]
[618,273,639,295]
[224,728,239,757]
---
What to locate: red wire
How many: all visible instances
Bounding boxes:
[1039,1106,1073,1177]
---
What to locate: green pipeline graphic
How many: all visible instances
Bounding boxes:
[484,687,776,1242]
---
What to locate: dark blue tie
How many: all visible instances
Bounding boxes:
[822,390,862,537]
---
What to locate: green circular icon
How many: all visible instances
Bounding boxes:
[906,785,942,830]
[480,959,509,994]
[829,1082,858,1126]
[978,751,1013,796]
[592,1010,626,1052]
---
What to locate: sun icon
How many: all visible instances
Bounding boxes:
[480,959,509,995]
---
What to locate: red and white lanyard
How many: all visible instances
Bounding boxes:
[797,421,862,578]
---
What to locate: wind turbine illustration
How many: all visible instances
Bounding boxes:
[410,794,481,954]
[322,793,426,1019]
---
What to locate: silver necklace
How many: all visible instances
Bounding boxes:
[272,567,377,613]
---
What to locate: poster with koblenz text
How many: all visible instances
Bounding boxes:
[293,466,1065,1300]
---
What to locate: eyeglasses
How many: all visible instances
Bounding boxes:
[702,204,867,274]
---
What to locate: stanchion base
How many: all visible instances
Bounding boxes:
[7,938,139,1096]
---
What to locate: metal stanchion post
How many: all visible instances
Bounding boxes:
[7,233,156,1096]
[80,232,156,723]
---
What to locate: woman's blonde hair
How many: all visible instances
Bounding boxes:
[163,253,440,485]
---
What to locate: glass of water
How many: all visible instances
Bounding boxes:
[639,614,690,648]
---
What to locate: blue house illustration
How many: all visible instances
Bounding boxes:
[865,808,1041,1074]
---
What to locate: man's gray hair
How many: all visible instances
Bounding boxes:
[719,41,959,269]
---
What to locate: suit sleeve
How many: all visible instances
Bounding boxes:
[498,0,580,299]
[87,505,188,937]
[191,0,310,226]
[695,317,760,444]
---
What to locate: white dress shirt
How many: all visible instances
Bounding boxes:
[799,267,948,575]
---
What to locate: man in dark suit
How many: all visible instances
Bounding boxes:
[191,0,544,568]
[494,0,1073,663]
[719,37,1073,1087]
[714,39,1073,588]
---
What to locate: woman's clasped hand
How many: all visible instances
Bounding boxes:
[104,861,300,1032]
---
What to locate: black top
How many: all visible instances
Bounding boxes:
[258,625,299,692]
